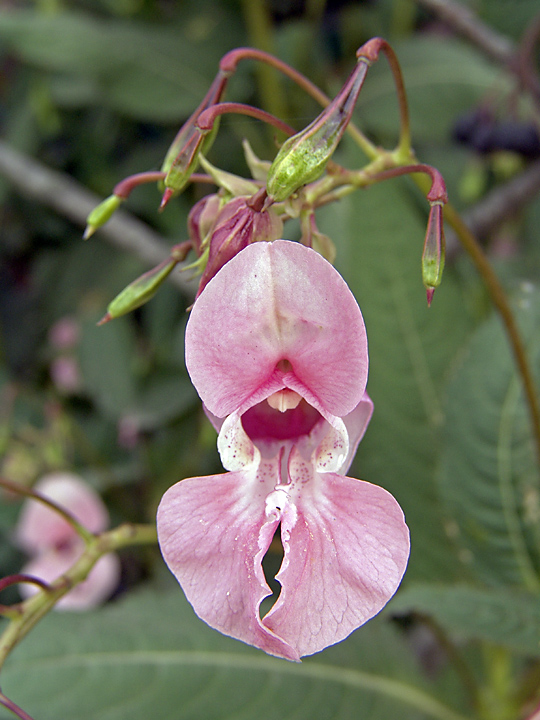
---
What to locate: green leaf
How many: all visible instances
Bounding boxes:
[1,588,469,720]
[439,283,540,590]
[357,37,505,143]
[393,583,540,657]
[0,8,243,121]
[78,312,137,420]
[317,172,476,581]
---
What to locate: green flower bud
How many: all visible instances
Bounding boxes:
[84,195,122,239]
[267,59,369,202]
[422,202,445,306]
[99,257,179,324]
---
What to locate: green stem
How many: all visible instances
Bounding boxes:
[0,523,157,673]
[0,477,93,545]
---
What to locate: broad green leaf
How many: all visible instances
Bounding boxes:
[393,583,540,657]
[439,283,540,590]
[317,174,476,581]
[0,587,469,720]
[0,8,243,121]
[357,37,506,143]
[78,312,137,420]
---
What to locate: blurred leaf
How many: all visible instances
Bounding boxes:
[1,587,469,720]
[78,312,137,420]
[439,283,540,590]
[393,583,540,657]
[317,170,477,581]
[126,373,198,431]
[357,37,506,143]
[0,7,243,121]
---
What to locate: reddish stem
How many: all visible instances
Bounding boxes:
[197,102,296,137]
[113,171,166,200]
[0,691,36,720]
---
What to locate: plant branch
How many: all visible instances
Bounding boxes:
[0,141,193,292]
[0,523,157,673]
[414,0,514,65]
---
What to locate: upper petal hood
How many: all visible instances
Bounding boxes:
[186,240,368,419]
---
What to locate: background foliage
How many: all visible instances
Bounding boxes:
[1,0,540,719]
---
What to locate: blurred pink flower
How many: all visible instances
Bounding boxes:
[16,472,120,610]
[157,240,409,660]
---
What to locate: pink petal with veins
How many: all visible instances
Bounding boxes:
[186,240,368,419]
[262,448,410,657]
[157,467,300,661]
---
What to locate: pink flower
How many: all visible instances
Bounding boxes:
[157,240,409,661]
[16,473,120,610]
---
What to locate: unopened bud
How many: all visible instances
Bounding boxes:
[160,73,228,204]
[84,195,122,239]
[197,191,282,297]
[422,201,445,306]
[99,256,180,324]
[266,59,369,202]
[188,194,222,256]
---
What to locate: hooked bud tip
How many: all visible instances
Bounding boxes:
[160,187,174,211]
[97,312,112,326]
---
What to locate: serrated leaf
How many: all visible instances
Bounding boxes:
[0,587,469,720]
[439,283,540,590]
[317,174,476,581]
[393,583,540,657]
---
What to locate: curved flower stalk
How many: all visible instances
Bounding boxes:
[15,473,120,610]
[157,240,409,661]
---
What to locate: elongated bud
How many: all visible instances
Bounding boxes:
[422,201,445,306]
[266,58,369,202]
[197,190,282,297]
[84,195,122,239]
[188,194,222,256]
[160,72,229,206]
[98,250,188,325]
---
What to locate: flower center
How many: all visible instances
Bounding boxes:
[241,398,322,441]
[266,388,302,412]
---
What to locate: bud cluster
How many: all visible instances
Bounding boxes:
[84,38,449,318]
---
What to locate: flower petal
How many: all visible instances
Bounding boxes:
[262,450,410,658]
[186,240,368,419]
[157,466,300,661]
[16,473,110,555]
